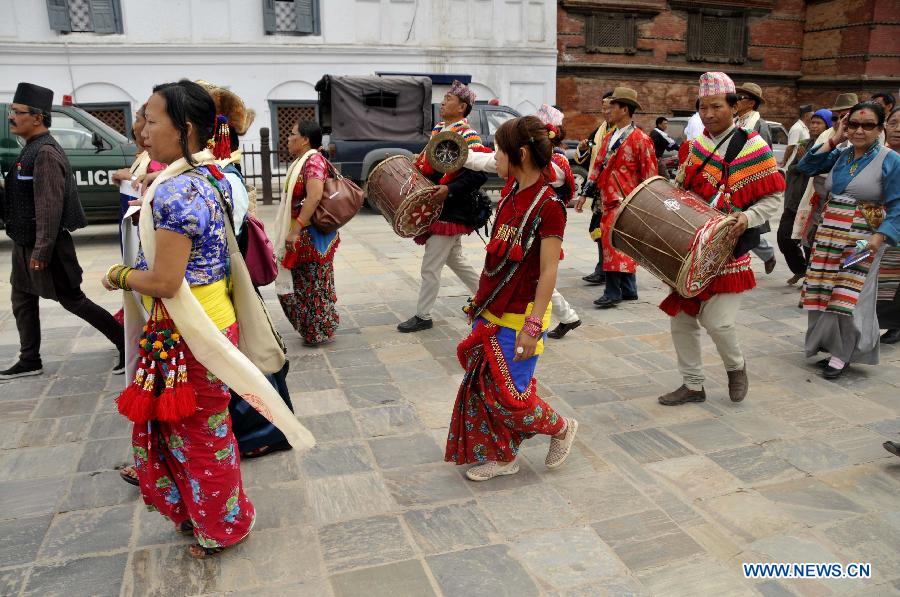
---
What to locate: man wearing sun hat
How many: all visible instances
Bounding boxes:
[577,86,658,309]
[659,72,784,406]
[733,81,780,273]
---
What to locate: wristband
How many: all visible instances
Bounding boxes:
[828,137,837,149]
[295,216,308,228]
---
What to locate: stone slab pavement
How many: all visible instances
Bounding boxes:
[0,203,898,597]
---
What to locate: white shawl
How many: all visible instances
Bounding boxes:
[272,149,318,294]
[128,149,315,450]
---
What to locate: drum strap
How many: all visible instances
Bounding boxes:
[683,129,735,193]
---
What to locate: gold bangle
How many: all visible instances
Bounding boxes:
[122,268,134,292]
[106,264,122,287]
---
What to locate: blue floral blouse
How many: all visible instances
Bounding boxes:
[135,166,232,286]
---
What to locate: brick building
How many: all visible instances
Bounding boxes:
[557,0,900,138]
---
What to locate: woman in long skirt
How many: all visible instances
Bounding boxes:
[275,119,339,346]
[445,116,578,481]
[797,101,900,379]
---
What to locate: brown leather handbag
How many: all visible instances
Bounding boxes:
[311,161,364,233]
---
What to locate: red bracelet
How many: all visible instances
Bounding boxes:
[828,137,837,149]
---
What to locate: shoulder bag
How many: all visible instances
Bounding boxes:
[311,160,364,234]
[191,171,287,374]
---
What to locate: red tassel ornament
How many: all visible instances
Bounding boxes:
[116,301,197,424]
[211,114,231,160]
[508,242,523,262]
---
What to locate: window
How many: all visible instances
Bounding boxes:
[46,0,123,34]
[485,110,516,136]
[50,112,96,150]
[263,0,319,35]
[686,11,747,64]
[363,91,399,109]
[81,102,131,138]
[585,13,637,55]
[270,101,318,162]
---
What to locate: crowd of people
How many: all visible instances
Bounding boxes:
[1,71,898,558]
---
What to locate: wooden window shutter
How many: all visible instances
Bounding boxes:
[90,0,122,34]
[46,0,72,32]
[727,13,747,63]
[686,12,703,62]
[262,0,277,34]
[294,0,315,34]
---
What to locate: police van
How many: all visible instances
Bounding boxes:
[1,101,137,224]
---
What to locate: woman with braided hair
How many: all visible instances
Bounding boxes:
[445,115,578,482]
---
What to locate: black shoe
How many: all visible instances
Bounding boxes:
[881,329,900,344]
[594,296,620,309]
[397,315,433,333]
[764,257,777,274]
[815,358,830,369]
[823,365,845,380]
[622,295,639,301]
[582,273,606,285]
[884,441,900,457]
[0,361,43,380]
[547,320,581,339]
[113,351,126,375]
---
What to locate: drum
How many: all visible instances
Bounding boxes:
[365,156,442,238]
[611,176,738,298]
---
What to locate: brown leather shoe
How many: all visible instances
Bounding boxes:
[658,385,706,406]
[727,366,749,402]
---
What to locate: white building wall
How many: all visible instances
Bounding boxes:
[0,0,557,143]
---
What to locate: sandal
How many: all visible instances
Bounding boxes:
[176,521,195,536]
[241,441,292,459]
[465,460,519,482]
[119,466,139,487]
[188,544,225,559]
[546,418,579,469]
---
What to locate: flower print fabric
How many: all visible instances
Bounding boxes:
[445,320,565,465]
[135,166,232,286]
[130,323,255,548]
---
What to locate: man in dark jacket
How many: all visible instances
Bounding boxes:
[1,82,124,379]
[398,80,487,333]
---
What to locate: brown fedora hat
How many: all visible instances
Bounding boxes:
[830,93,858,112]
[736,82,764,105]
[609,87,641,111]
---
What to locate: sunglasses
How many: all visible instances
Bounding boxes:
[846,121,879,131]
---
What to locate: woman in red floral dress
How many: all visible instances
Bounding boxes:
[445,116,579,482]
[278,120,340,346]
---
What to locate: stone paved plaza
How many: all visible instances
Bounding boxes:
[1,203,899,597]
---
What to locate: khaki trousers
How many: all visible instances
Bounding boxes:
[670,292,745,390]
[416,234,481,320]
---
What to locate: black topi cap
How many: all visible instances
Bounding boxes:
[13,82,53,113]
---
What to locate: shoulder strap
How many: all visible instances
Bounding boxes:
[724,128,748,163]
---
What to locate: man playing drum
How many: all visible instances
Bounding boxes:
[398,80,488,333]
[575,87,658,309]
[659,72,785,405]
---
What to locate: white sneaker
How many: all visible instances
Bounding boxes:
[465,460,519,482]
[546,418,578,469]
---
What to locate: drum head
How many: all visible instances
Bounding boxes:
[426,131,469,173]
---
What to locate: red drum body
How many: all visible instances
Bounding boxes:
[611,176,737,298]
[365,156,441,238]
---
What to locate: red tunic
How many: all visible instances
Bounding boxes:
[474,178,566,317]
[588,126,658,273]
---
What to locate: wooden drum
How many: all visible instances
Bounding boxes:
[365,156,442,238]
[611,176,738,298]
